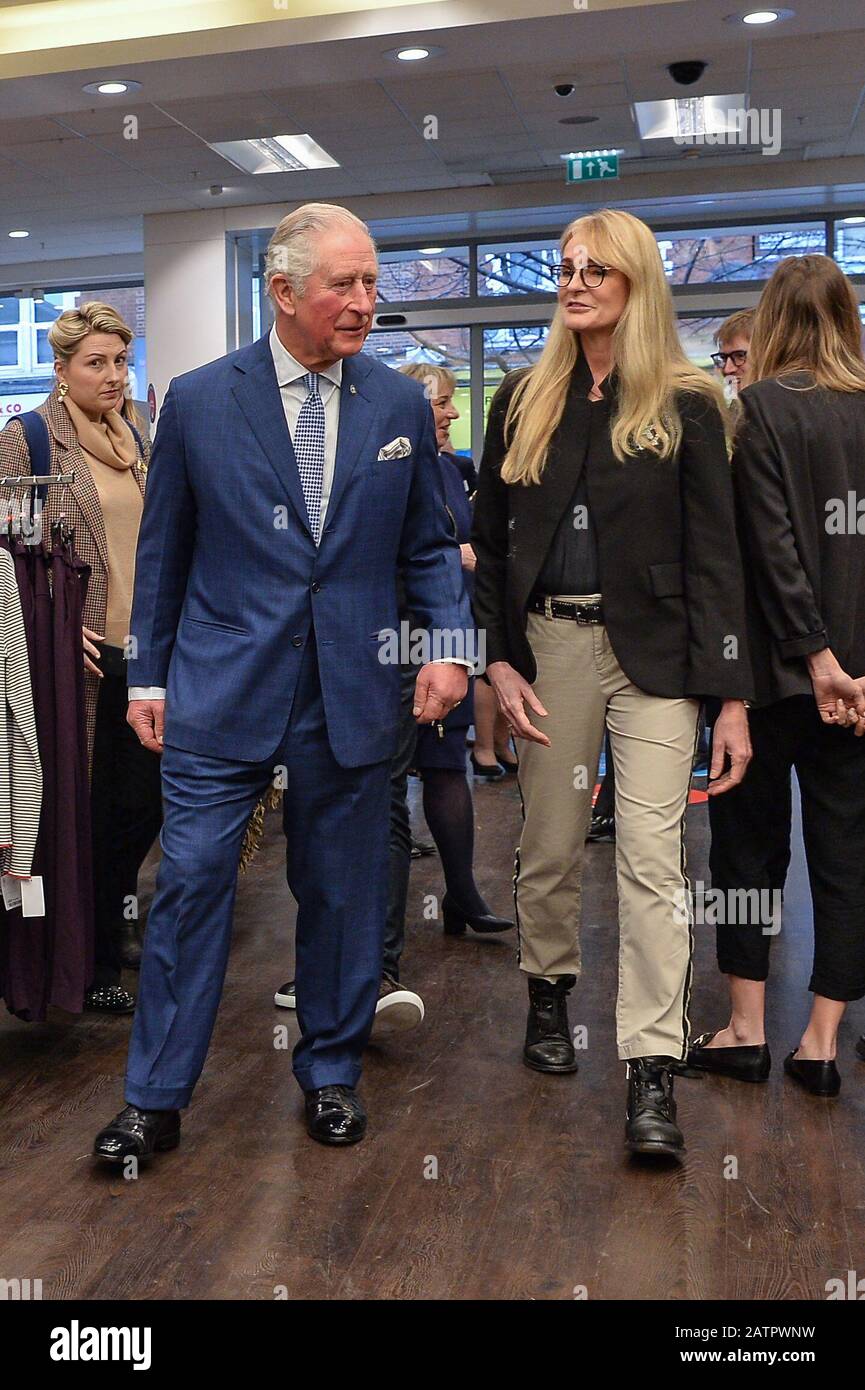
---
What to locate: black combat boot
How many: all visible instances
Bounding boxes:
[625,1056,685,1158]
[523,975,579,1074]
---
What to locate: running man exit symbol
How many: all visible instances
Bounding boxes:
[566,154,619,182]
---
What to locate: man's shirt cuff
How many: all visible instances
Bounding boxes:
[129,687,167,700]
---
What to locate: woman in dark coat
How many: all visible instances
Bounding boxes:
[688,255,865,1097]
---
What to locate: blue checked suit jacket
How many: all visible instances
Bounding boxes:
[127,332,471,767]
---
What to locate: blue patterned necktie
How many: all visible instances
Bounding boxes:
[293,371,326,543]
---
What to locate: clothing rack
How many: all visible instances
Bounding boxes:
[1,474,76,546]
[0,473,75,486]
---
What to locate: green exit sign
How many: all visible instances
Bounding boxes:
[566,153,619,183]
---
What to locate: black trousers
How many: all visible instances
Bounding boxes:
[90,650,164,988]
[708,694,865,1001]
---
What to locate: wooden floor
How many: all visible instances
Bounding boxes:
[1,766,863,1302]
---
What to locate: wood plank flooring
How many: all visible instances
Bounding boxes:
[1,768,863,1301]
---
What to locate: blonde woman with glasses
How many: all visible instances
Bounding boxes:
[472,209,753,1159]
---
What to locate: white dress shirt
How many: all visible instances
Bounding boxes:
[130,328,467,700]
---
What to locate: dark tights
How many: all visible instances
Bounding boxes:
[421,768,488,916]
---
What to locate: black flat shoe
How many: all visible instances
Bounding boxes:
[84,985,135,1014]
[783,1050,841,1097]
[625,1056,685,1158]
[442,892,514,936]
[305,1085,367,1145]
[470,754,505,781]
[494,750,519,774]
[410,837,437,859]
[93,1105,180,1164]
[856,1035,865,1063]
[687,1030,771,1082]
[524,975,579,1073]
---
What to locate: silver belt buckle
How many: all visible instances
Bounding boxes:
[544,595,553,621]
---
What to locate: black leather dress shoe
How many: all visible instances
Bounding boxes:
[625,1057,685,1158]
[117,921,143,970]
[784,1050,841,1097]
[305,1086,367,1145]
[93,1105,181,1164]
[442,892,514,936]
[856,1035,865,1063]
[687,1030,771,1082]
[523,975,579,1073]
[585,814,616,843]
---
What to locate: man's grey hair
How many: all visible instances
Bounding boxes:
[264,203,376,300]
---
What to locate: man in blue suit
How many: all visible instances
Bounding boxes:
[92,203,470,1159]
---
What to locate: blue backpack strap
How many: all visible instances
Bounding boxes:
[16,411,52,504]
[125,419,146,461]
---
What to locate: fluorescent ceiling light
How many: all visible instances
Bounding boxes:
[633,94,747,140]
[209,134,339,175]
[8,229,29,238]
[397,47,430,60]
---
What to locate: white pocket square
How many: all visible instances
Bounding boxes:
[377,436,412,461]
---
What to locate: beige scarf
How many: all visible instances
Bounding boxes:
[63,395,138,469]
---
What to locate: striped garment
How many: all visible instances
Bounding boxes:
[0,548,42,878]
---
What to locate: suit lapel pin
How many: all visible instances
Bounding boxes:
[349,384,357,394]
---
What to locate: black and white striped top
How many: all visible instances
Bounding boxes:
[0,549,42,879]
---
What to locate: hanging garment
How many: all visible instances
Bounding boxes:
[0,547,42,877]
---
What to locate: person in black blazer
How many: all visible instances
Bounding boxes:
[687,254,865,1097]
[472,208,752,1160]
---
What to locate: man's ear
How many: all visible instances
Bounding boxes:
[270,275,297,319]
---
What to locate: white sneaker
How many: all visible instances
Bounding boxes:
[371,975,425,1038]
[274,980,296,1009]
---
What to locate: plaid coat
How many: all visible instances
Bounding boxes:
[0,388,150,769]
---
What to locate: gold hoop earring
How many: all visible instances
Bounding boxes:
[57,381,68,399]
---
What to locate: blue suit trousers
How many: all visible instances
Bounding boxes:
[124,637,391,1108]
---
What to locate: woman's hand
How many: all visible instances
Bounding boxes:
[807,649,865,730]
[460,543,476,572]
[486,660,550,747]
[83,625,104,678]
[706,699,752,796]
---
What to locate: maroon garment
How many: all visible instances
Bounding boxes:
[0,534,94,1020]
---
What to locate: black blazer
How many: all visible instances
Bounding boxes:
[732,371,865,708]
[471,351,753,702]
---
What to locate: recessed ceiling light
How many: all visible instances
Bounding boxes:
[82,79,142,95]
[419,247,445,254]
[209,134,339,175]
[725,8,793,24]
[841,215,865,224]
[634,93,746,139]
[8,230,29,238]
[383,44,444,63]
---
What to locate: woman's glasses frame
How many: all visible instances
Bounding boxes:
[552,261,617,290]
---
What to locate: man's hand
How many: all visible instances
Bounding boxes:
[459,543,477,572]
[807,649,865,730]
[413,663,469,724]
[127,699,165,754]
[486,660,550,747]
[706,699,752,796]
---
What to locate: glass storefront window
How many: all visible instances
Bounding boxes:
[483,324,550,420]
[478,241,560,297]
[677,314,736,371]
[376,248,470,303]
[656,222,825,284]
[835,220,865,275]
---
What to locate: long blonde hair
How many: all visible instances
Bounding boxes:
[501,209,728,483]
[747,254,865,392]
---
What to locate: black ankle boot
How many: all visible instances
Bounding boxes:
[523,975,579,1073]
[625,1056,685,1158]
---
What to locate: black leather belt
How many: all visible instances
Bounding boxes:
[528,594,605,624]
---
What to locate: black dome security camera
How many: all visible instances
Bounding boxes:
[554,82,576,97]
[667,60,707,86]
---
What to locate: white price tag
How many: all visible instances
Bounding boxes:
[20,876,45,918]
